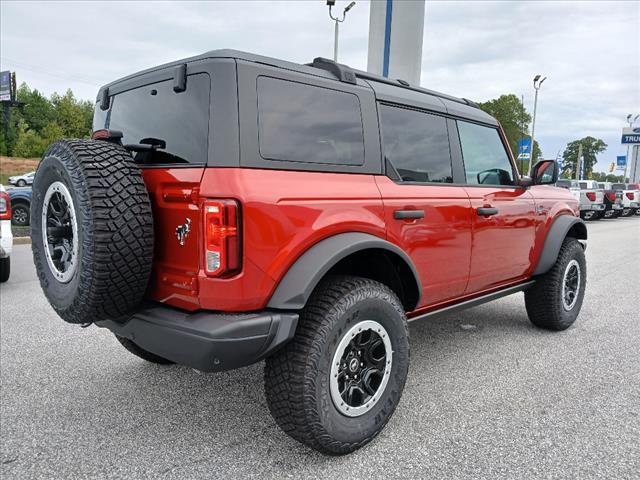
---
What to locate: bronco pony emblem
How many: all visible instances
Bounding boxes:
[175,218,191,246]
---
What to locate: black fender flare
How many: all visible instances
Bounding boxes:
[533,215,587,276]
[267,232,422,310]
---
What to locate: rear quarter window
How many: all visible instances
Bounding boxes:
[105,73,210,165]
[256,76,365,166]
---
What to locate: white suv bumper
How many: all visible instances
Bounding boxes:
[0,219,13,258]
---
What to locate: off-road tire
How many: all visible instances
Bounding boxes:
[264,275,410,455]
[0,257,9,283]
[114,335,174,365]
[525,238,586,331]
[31,139,154,324]
[11,202,30,226]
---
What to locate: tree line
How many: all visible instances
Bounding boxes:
[0,81,618,181]
[0,83,93,158]
[478,94,617,181]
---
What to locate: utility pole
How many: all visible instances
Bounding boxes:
[327,1,356,62]
[576,142,583,180]
[529,74,546,174]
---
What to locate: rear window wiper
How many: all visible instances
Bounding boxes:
[124,137,167,153]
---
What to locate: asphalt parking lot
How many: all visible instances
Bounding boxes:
[1,219,639,479]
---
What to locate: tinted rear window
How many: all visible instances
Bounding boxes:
[257,76,364,166]
[579,182,588,189]
[379,104,452,183]
[628,184,640,189]
[105,73,210,165]
[556,180,571,188]
[612,184,625,190]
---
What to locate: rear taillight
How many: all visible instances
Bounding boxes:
[0,192,11,220]
[606,192,616,201]
[586,192,596,201]
[626,192,635,200]
[203,200,241,277]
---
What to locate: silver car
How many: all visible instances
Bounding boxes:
[8,171,35,187]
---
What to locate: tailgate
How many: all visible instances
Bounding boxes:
[142,167,206,310]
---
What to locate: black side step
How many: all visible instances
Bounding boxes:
[408,280,535,324]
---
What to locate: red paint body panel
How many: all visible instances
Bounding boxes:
[141,167,205,310]
[464,187,536,292]
[142,166,579,315]
[374,177,473,307]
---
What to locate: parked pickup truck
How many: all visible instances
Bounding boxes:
[597,182,624,218]
[578,180,605,220]
[7,187,32,226]
[556,179,581,201]
[30,50,588,455]
[612,183,640,217]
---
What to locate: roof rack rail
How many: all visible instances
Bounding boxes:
[309,57,357,85]
[463,98,480,108]
[308,56,480,110]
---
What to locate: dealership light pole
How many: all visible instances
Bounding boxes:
[328,1,356,62]
[528,74,546,174]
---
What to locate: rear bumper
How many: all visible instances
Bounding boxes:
[96,304,298,372]
[581,203,605,211]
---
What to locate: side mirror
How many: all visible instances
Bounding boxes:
[531,160,558,185]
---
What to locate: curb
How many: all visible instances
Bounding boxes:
[13,237,32,245]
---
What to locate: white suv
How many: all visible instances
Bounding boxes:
[0,185,13,282]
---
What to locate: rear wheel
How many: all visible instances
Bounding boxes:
[580,211,596,220]
[16,179,26,187]
[525,238,586,331]
[264,276,410,455]
[621,208,633,217]
[0,257,9,283]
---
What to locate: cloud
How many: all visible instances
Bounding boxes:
[1,0,638,171]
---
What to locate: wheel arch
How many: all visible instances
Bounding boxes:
[533,215,587,276]
[267,232,422,311]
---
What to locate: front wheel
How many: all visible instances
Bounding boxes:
[264,276,410,455]
[525,238,586,331]
[11,203,30,226]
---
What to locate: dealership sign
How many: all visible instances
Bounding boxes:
[0,71,11,102]
[517,138,531,160]
[622,127,640,144]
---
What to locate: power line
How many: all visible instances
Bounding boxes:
[0,57,102,86]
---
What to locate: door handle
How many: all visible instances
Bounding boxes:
[477,207,498,216]
[394,209,425,220]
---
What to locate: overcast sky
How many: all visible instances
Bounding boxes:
[1,0,638,171]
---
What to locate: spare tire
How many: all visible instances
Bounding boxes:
[31,139,154,324]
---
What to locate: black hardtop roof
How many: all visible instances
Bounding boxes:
[98,49,496,125]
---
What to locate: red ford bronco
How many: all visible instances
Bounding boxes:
[32,50,587,455]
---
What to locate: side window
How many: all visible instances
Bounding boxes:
[379,104,453,183]
[107,73,210,165]
[257,76,365,166]
[457,120,515,186]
